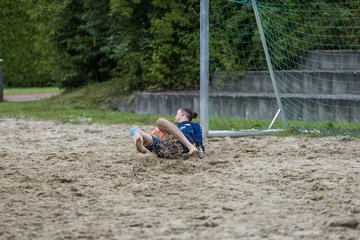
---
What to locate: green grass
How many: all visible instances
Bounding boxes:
[0,82,173,126]
[1,83,360,137]
[209,116,280,130]
[4,87,62,94]
[0,100,176,125]
[0,98,173,126]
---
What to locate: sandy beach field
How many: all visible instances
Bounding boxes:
[0,118,359,239]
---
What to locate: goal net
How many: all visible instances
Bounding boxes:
[205,0,360,136]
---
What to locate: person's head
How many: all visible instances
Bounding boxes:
[174,107,198,124]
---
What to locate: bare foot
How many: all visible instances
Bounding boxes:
[182,148,198,160]
[188,147,198,157]
[135,138,147,154]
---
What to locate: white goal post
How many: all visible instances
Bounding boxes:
[200,0,360,137]
[200,0,286,137]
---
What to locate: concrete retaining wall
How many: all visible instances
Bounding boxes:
[303,50,360,70]
[134,91,360,122]
[213,70,360,94]
[134,91,200,116]
[131,50,360,123]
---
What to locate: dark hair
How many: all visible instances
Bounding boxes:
[180,107,198,122]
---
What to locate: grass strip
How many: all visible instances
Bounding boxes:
[4,87,62,94]
[2,84,360,137]
[0,100,172,125]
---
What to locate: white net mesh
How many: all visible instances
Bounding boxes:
[209,0,360,135]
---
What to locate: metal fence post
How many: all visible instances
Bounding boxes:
[200,0,209,137]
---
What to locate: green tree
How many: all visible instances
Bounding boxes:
[143,0,200,90]
[107,0,152,92]
[51,0,116,89]
[0,0,54,87]
[109,0,200,92]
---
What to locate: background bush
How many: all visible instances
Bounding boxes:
[0,0,359,91]
[0,0,55,87]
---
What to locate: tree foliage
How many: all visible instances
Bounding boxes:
[0,0,359,91]
[108,0,200,92]
[0,0,54,87]
[48,0,117,89]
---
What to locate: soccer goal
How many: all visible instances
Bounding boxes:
[200,0,360,137]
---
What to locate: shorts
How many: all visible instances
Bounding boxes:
[146,136,187,159]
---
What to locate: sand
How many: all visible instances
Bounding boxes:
[0,118,359,240]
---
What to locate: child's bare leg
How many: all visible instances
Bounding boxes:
[130,127,153,154]
[156,118,198,156]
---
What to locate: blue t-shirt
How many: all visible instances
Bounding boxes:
[177,121,203,147]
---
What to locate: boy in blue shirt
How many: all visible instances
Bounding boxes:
[130,107,205,159]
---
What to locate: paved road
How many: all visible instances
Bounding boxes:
[3,93,58,101]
